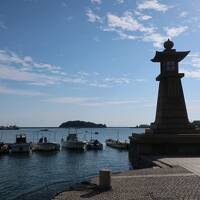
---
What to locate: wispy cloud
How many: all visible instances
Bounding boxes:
[0,21,7,30]
[0,86,45,96]
[179,11,188,18]
[0,49,139,88]
[116,0,124,3]
[181,53,200,79]
[91,0,102,5]
[138,14,152,21]
[137,0,170,12]
[0,49,90,86]
[107,12,154,33]
[87,0,189,48]
[104,12,167,48]
[165,26,188,38]
[0,50,61,73]
[103,77,130,85]
[46,96,138,106]
[86,8,102,23]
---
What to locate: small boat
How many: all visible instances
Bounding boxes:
[105,139,129,150]
[0,142,9,154]
[10,134,31,153]
[61,133,86,150]
[0,125,19,130]
[32,137,60,152]
[94,132,99,135]
[86,139,103,150]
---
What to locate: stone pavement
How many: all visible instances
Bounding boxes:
[157,157,200,176]
[52,165,200,200]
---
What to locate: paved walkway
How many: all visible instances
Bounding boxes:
[157,157,200,176]
[52,166,200,200]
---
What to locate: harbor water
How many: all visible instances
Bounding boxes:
[0,127,144,200]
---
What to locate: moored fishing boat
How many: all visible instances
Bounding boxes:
[86,139,103,150]
[105,139,129,150]
[61,133,86,150]
[32,137,60,152]
[10,134,31,153]
[0,142,9,154]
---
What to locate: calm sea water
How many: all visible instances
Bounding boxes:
[0,128,144,200]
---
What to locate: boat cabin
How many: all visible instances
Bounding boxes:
[16,134,27,144]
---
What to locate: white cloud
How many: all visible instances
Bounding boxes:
[135,11,152,21]
[104,77,130,84]
[91,0,102,5]
[46,96,138,106]
[117,31,141,40]
[107,12,141,31]
[46,97,99,104]
[0,49,90,86]
[180,53,200,79]
[105,12,188,48]
[179,11,188,18]
[143,32,166,48]
[86,8,102,23]
[0,86,45,96]
[182,69,200,79]
[0,50,61,73]
[107,12,154,33]
[186,53,200,68]
[105,12,164,47]
[165,26,188,38]
[116,0,124,3]
[137,0,170,12]
[138,14,152,21]
[0,64,61,85]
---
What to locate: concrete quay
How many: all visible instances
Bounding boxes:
[52,157,200,200]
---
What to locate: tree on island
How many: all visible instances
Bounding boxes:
[59,120,107,128]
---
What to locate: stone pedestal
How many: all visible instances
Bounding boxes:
[129,133,200,168]
[99,169,111,190]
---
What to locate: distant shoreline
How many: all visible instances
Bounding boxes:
[12,127,144,129]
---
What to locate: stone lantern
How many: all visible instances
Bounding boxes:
[129,40,200,168]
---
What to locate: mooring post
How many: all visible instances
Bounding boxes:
[99,169,111,190]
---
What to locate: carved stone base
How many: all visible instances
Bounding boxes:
[129,132,200,168]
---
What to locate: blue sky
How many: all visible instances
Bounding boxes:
[0,0,200,127]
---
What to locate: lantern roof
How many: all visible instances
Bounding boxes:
[151,39,190,62]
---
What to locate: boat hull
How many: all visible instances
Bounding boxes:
[61,141,86,150]
[106,140,129,150]
[10,143,31,153]
[32,143,60,151]
[86,144,103,150]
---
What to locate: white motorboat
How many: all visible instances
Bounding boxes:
[61,133,86,150]
[105,139,129,150]
[32,137,60,152]
[10,134,31,153]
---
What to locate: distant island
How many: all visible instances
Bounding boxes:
[59,120,107,128]
[0,125,20,130]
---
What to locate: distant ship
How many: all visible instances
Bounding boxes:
[0,125,19,130]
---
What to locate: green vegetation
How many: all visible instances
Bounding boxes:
[59,120,107,128]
